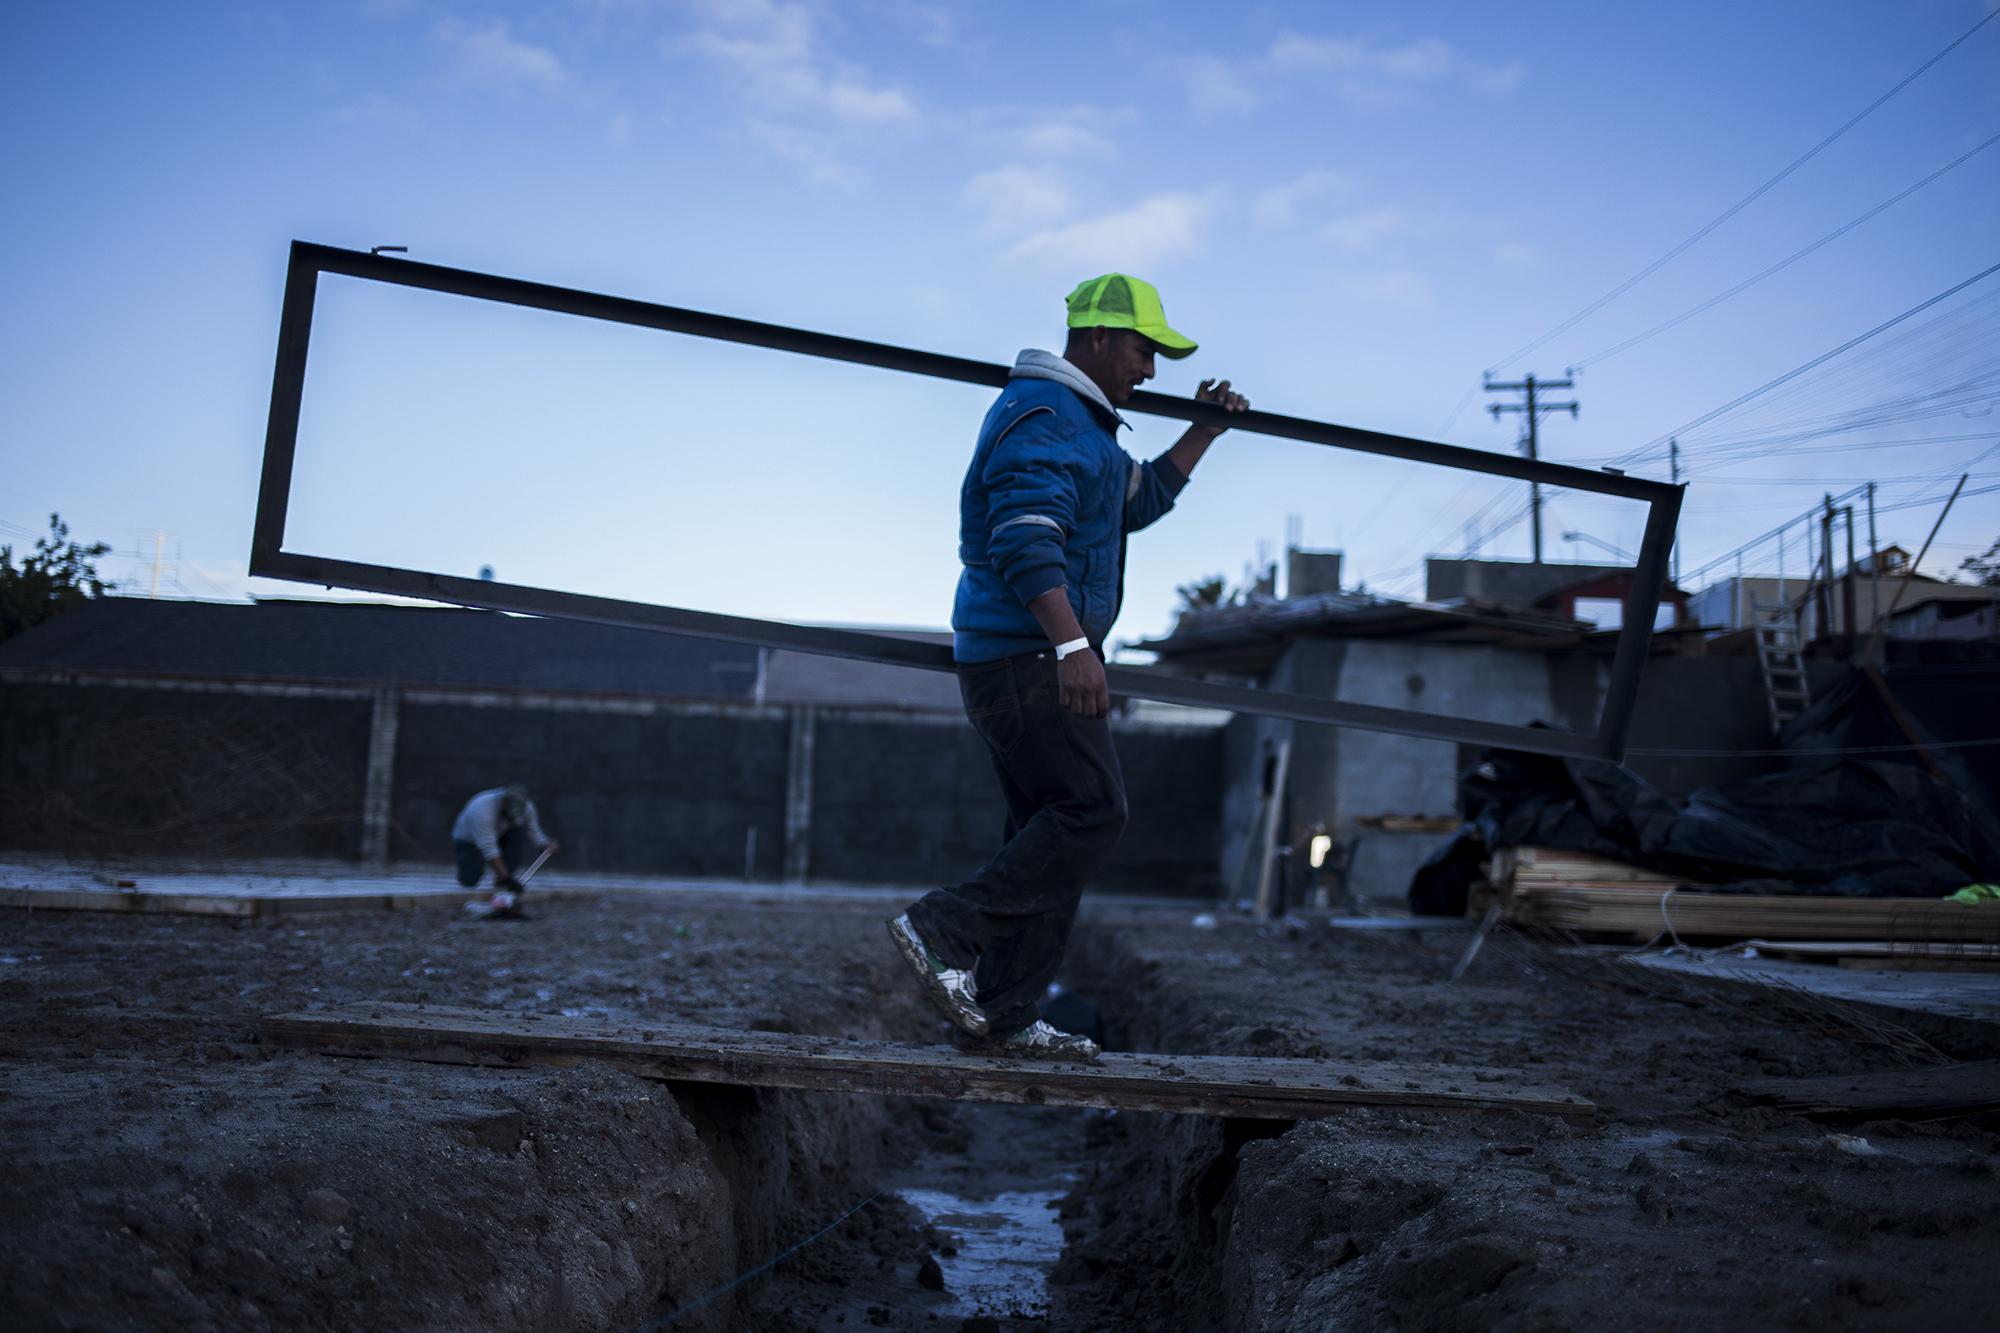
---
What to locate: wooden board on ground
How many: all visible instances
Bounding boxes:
[1483,850,2000,944]
[1747,939,2000,971]
[0,887,571,918]
[1491,845,1704,887]
[1735,1060,2000,1120]
[260,1002,1596,1122]
[1502,886,2000,944]
[1356,815,1461,834]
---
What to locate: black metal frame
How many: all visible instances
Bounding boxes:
[252,241,1683,761]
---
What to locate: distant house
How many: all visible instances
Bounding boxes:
[1687,545,2000,639]
[1139,551,1784,906]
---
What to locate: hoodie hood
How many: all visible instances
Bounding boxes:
[1010,349,1128,429]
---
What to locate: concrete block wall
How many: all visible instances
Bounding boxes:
[389,702,792,878]
[0,682,371,860]
[0,680,1225,895]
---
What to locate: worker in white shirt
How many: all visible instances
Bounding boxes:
[451,784,557,919]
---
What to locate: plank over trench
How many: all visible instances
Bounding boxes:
[260,1003,1594,1121]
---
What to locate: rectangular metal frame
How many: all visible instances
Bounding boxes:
[253,241,1684,761]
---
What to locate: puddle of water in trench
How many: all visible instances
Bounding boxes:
[899,1178,1077,1320]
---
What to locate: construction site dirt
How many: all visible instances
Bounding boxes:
[4,887,1998,1331]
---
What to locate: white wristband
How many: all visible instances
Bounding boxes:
[1053,636,1090,660]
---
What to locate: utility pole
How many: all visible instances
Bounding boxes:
[1485,373,1578,564]
[1668,437,1681,585]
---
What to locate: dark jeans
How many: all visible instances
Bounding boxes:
[454,827,533,890]
[907,651,1128,1038]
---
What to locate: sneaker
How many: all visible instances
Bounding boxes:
[465,889,528,921]
[967,1020,1100,1062]
[886,913,987,1037]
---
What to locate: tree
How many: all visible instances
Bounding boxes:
[1175,574,1234,613]
[1957,535,2000,587]
[0,513,113,643]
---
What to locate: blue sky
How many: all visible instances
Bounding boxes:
[3,0,1996,649]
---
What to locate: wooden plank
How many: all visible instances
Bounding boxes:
[1500,886,2000,944]
[0,888,259,917]
[1356,815,1460,834]
[1833,957,2000,973]
[1746,939,2000,962]
[1505,846,1703,885]
[1252,739,1292,921]
[259,1003,1595,1122]
[1735,1060,2000,1119]
[0,887,547,918]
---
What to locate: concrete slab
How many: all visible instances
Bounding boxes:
[0,856,1211,916]
[1326,915,1477,932]
[1621,948,2000,1029]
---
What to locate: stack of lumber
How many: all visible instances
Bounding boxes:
[1486,845,2000,946]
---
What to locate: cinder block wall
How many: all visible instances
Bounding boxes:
[0,682,1224,894]
[0,683,371,860]
[389,702,792,878]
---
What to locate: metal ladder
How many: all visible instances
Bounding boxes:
[1752,600,1810,734]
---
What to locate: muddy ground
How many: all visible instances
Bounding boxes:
[3,885,1998,1331]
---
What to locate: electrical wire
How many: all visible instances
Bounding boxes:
[1489,9,1999,371]
[1611,258,2000,468]
[1572,130,2000,369]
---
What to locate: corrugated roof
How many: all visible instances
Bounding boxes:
[1138,591,1593,663]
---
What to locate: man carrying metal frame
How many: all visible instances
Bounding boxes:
[889,274,1248,1060]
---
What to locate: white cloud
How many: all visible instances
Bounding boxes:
[1007,192,1218,271]
[1332,267,1437,310]
[1470,60,1528,95]
[821,80,917,124]
[675,0,918,182]
[1252,167,1348,229]
[962,165,1074,234]
[1319,205,1408,252]
[436,17,567,91]
[1267,32,1369,73]
[1006,117,1118,160]
[1174,56,1259,116]
[680,0,916,128]
[1491,239,1539,269]
[1267,29,1525,101]
[747,121,860,189]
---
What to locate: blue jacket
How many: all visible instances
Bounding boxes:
[952,350,1188,663]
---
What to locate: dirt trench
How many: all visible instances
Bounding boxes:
[1047,915,2000,1333]
[0,895,970,1331]
[10,893,2000,1331]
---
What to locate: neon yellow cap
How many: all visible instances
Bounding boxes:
[1064,273,1197,359]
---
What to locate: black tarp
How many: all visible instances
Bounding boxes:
[1408,731,2000,915]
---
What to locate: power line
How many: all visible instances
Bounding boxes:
[1572,129,2000,369]
[1612,258,2000,469]
[1489,8,1999,371]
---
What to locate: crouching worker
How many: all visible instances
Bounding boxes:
[453,784,557,920]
